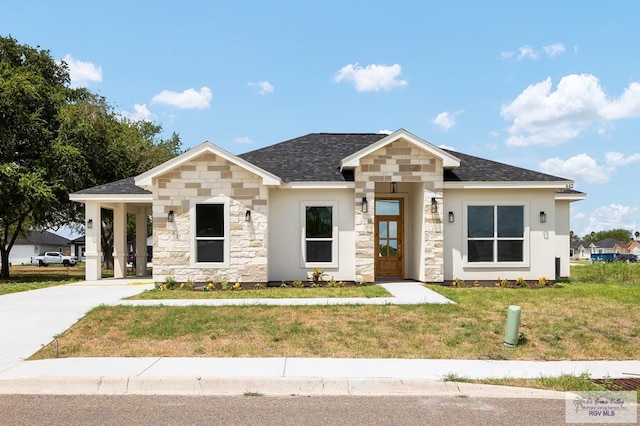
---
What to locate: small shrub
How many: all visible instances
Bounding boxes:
[253,283,265,290]
[327,277,337,287]
[473,280,480,287]
[292,280,304,288]
[538,276,549,287]
[452,278,464,287]
[515,277,526,287]
[501,278,510,288]
[220,281,229,291]
[164,276,176,290]
[280,281,289,288]
[232,282,242,291]
[206,281,215,291]
[337,280,345,287]
[182,279,195,291]
[311,267,325,286]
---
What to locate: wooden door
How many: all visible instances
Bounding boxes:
[375,199,403,277]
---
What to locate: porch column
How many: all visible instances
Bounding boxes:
[112,203,127,279]
[135,206,148,277]
[84,201,102,281]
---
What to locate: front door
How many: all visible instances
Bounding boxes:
[375,198,404,277]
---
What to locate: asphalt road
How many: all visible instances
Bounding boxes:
[0,395,600,426]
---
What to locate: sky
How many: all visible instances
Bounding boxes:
[2,1,640,239]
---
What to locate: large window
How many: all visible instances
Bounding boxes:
[193,201,228,265]
[467,205,525,263]
[302,202,337,267]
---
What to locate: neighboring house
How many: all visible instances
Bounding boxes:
[570,240,591,260]
[613,240,640,257]
[70,235,85,261]
[6,231,71,265]
[69,129,585,283]
[593,238,626,255]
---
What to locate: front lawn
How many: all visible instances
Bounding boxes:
[0,265,85,295]
[31,265,640,360]
[128,285,391,299]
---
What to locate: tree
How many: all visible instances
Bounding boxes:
[0,36,181,278]
[0,36,72,279]
[583,229,633,243]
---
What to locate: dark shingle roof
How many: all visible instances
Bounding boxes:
[72,177,151,195]
[238,133,386,182]
[14,230,71,246]
[597,238,626,248]
[441,150,570,182]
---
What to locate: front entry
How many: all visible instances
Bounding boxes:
[374,198,404,277]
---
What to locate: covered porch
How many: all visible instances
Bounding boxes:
[69,178,153,281]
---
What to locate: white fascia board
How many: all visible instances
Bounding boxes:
[135,141,281,186]
[282,181,356,189]
[340,128,461,169]
[68,194,153,203]
[555,192,587,201]
[443,181,571,190]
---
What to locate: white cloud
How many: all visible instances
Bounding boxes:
[605,151,640,166]
[62,54,102,88]
[501,74,640,146]
[151,87,212,109]
[540,153,610,184]
[587,204,639,233]
[438,144,456,151]
[431,110,463,131]
[233,136,253,144]
[488,130,500,138]
[543,43,566,57]
[334,63,407,92]
[248,81,274,95]
[517,45,539,60]
[120,103,154,121]
[499,51,514,59]
[377,129,393,135]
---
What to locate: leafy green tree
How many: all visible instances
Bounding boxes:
[583,229,633,243]
[0,36,181,278]
[0,36,72,278]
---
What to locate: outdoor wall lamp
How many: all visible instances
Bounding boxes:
[245,210,251,222]
[168,210,175,223]
[391,182,397,193]
[431,197,438,213]
[362,197,368,213]
[448,211,455,223]
[87,219,93,229]
[539,211,547,223]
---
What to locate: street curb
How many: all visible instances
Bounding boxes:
[0,377,570,399]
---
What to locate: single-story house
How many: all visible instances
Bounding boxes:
[593,238,625,255]
[569,240,592,260]
[5,230,71,265]
[70,235,85,261]
[69,129,585,284]
[613,240,640,257]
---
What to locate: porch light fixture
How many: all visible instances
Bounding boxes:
[87,219,93,229]
[168,210,175,223]
[245,210,251,222]
[362,197,368,213]
[448,211,454,223]
[391,182,397,193]
[431,197,438,213]
[539,211,547,223]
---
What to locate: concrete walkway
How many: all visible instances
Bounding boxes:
[1,279,638,397]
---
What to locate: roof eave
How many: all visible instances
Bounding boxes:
[444,181,572,189]
[68,194,154,203]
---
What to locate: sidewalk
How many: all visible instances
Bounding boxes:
[1,279,638,397]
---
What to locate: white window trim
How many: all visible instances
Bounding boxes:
[190,197,230,268]
[462,201,530,268]
[300,201,339,268]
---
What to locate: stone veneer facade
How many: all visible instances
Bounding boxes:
[354,139,444,283]
[152,152,268,284]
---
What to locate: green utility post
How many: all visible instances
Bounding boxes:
[503,305,521,347]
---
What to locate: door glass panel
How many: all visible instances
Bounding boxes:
[379,242,388,257]
[389,221,397,238]
[379,221,388,238]
[388,239,398,256]
[376,200,400,215]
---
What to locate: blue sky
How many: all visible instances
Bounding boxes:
[3,1,640,239]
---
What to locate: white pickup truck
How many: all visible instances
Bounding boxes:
[31,252,78,267]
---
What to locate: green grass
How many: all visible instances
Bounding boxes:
[128,285,391,299]
[0,265,85,295]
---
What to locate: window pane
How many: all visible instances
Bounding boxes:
[498,240,523,262]
[468,206,493,238]
[379,221,388,238]
[375,200,400,215]
[468,240,493,262]
[388,239,398,256]
[306,207,332,238]
[307,241,332,262]
[498,206,523,237]
[379,241,388,257]
[197,240,224,262]
[389,221,397,238]
[196,204,224,237]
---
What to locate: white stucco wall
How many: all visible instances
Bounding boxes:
[268,188,355,282]
[443,188,558,282]
[555,200,571,277]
